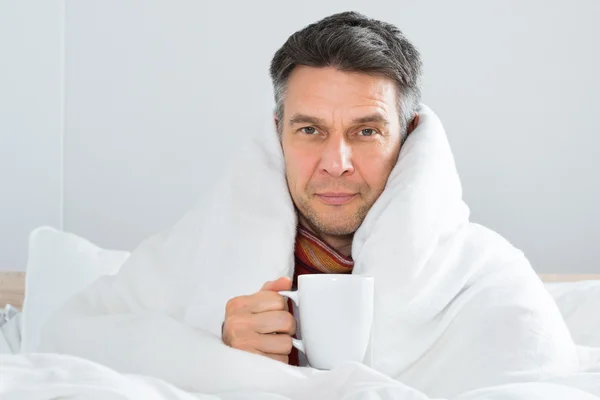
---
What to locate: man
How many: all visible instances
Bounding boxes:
[222,11,421,366]
[40,11,579,398]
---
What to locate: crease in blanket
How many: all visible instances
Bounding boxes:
[39,104,582,398]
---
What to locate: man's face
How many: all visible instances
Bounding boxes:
[279,66,403,236]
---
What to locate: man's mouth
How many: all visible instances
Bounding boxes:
[315,193,358,205]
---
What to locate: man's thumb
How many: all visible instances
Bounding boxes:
[260,277,292,292]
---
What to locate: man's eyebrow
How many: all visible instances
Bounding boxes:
[288,114,326,126]
[351,114,390,126]
[288,113,390,126]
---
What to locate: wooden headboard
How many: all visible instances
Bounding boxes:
[1,272,599,311]
[0,272,25,310]
[537,274,600,282]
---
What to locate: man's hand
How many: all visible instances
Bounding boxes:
[222,277,296,364]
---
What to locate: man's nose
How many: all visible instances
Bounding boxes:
[318,135,355,177]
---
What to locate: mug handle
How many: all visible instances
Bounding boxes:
[278,290,305,354]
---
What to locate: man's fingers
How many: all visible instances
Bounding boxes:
[256,333,293,355]
[223,278,295,366]
[259,277,293,312]
[260,277,293,292]
[252,310,296,335]
[228,332,292,362]
[248,292,287,313]
[226,291,287,315]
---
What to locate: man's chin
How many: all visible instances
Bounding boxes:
[304,212,363,236]
[317,225,359,236]
[296,199,369,236]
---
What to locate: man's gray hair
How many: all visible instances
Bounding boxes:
[269,11,423,143]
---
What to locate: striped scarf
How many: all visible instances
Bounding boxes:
[295,226,355,272]
[289,224,354,366]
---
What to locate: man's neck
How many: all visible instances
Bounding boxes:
[297,215,354,257]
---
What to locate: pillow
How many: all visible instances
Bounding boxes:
[545,280,600,348]
[21,226,130,353]
[0,306,22,354]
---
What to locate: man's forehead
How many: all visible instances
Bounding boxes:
[284,66,398,122]
[286,66,397,100]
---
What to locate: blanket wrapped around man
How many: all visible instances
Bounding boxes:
[36,105,593,399]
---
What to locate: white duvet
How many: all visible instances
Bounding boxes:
[2,105,599,399]
[2,349,600,400]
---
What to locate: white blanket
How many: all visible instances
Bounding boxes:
[7,104,598,399]
[2,351,599,399]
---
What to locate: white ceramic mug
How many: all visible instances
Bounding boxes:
[279,274,374,370]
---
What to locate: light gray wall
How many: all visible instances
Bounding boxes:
[2,0,599,273]
[0,1,64,271]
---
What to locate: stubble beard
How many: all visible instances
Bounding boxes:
[295,194,371,236]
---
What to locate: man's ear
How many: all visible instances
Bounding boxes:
[406,113,419,136]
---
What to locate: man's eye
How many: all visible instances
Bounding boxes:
[301,127,318,135]
[359,128,376,137]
